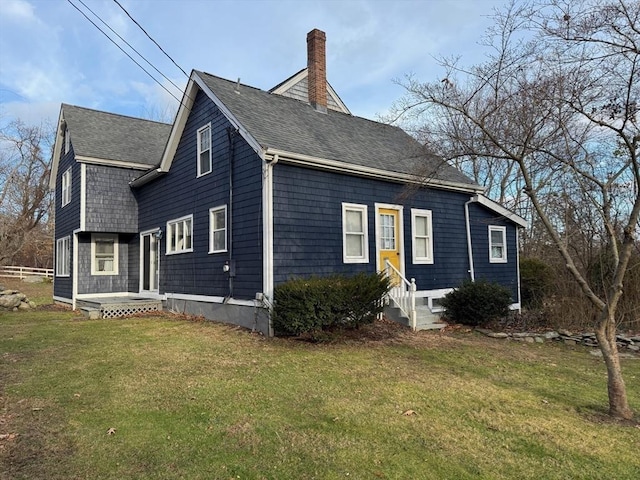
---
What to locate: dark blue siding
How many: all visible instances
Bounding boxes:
[469,203,520,301]
[136,90,263,299]
[53,146,80,300]
[272,164,520,300]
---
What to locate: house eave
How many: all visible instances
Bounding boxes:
[472,194,528,228]
[263,147,484,194]
[75,155,152,170]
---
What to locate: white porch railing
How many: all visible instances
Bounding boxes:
[384,260,417,331]
[0,265,54,279]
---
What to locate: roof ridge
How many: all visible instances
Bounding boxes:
[62,103,172,126]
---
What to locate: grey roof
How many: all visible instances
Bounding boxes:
[197,71,476,187]
[63,104,171,167]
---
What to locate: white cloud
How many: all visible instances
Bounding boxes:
[0,0,37,22]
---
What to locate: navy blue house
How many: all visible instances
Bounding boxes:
[50,29,526,335]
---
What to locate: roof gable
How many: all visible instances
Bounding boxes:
[270,68,351,114]
[50,104,171,189]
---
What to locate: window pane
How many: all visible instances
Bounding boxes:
[415,216,427,236]
[492,246,503,258]
[346,233,363,257]
[346,210,363,233]
[491,230,503,245]
[214,210,225,229]
[95,240,113,255]
[415,238,427,258]
[184,220,192,249]
[213,231,225,251]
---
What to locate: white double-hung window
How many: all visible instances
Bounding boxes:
[61,167,72,207]
[411,208,433,264]
[489,226,507,263]
[91,234,118,275]
[342,203,369,263]
[56,236,70,277]
[167,215,193,254]
[209,205,227,253]
[197,123,212,177]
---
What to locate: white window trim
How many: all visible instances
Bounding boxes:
[166,214,194,255]
[411,208,434,264]
[91,234,119,275]
[342,203,369,264]
[197,123,212,177]
[489,225,508,263]
[61,167,71,207]
[209,205,228,254]
[56,236,70,277]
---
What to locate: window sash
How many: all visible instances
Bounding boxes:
[411,209,433,264]
[489,226,507,262]
[167,216,193,254]
[56,237,70,276]
[342,203,368,263]
[61,168,71,207]
[197,124,212,176]
[92,235,118,275]
[209,206,227,253]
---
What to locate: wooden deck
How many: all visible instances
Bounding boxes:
[76,296,162,319]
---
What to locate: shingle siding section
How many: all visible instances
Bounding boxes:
[137,90,263,300]
[85,165,139,232]
[76,233,132,294]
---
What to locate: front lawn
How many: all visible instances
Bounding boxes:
[1,302,638,479]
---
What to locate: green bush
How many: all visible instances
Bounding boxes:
[441,280,512,327]
[520,257,553,309]
[272,273,391,336]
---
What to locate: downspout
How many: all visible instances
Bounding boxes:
[226,127,238,299]
[464,196,477,282]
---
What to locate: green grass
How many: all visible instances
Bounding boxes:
[1,288,639,479]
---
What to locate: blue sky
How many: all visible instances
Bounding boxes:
[0,0,507,127]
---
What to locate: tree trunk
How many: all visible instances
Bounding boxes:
[595,310,633,420]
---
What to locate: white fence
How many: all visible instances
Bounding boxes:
[0,265,54,279]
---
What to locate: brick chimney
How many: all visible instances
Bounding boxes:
[307,29,327,112]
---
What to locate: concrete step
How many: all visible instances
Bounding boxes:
[384,304,447,331]
[80,307,101,320]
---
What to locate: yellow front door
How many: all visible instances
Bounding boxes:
[378,208,401,283]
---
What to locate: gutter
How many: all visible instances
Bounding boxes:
[130,167,164,188]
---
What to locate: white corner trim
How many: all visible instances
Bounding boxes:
[263,160,275,301]
[49,107,66,191]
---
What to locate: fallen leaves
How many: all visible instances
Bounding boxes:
[106,427,116,435]
[0,433,18,441]
[402,410,417,416]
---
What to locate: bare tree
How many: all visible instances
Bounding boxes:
[0,120,53,266]
[393,0,639,419]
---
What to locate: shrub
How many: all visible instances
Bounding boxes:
[272,272,390,336]
[441,280,512,327]
[520,257,553,309]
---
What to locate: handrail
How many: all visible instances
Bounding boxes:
[384,260,417,331]
[0,265,54,279]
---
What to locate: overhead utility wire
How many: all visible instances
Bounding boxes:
[112,0,190,79]
[66,0,189,110]
[76,0,184,96]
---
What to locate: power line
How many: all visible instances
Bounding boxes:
[76,0,185,96]
[66,0,187,109]
[112,0,190,79]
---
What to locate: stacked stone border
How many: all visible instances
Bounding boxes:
[475,327,640,356]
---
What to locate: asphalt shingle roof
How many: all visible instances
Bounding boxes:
[197,71,476,187]
[63,104,171,167]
